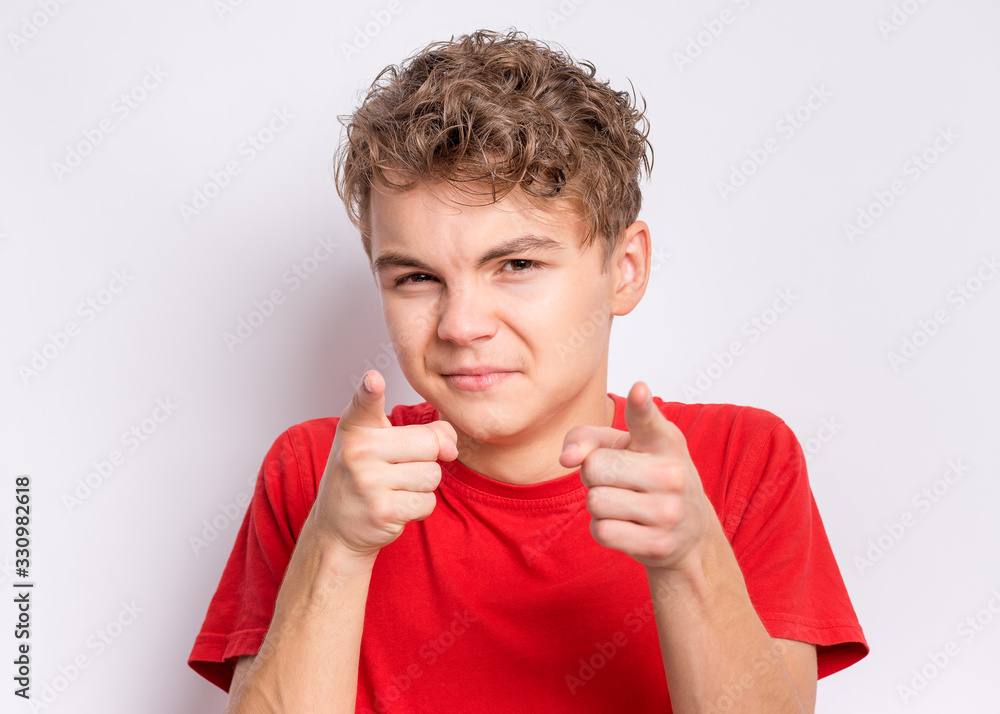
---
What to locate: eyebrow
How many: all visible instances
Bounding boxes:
[371,233,565,275]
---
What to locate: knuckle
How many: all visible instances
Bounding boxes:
[661,463,687,491]
[586,487,602,512]
[338,437,372,464]
[607,451,630,476]
[653,534,674,560]
[409,491,436,520]
[654,498,680,527]
[593,518,614,544]
[408,424,441,457]
[369,496,395,525]
[598,486,619,507]
[422,427,442,455]
[353,467,379,493]
[422,462,443,490]
[589,451,627,482]
[402,492,421,516]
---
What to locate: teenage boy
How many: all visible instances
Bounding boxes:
[189,29,868,713]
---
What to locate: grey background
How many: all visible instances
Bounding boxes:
[1,0,998,712]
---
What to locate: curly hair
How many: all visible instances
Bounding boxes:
[331,28,653,269]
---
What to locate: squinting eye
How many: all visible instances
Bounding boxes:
[391,260,538,286]
[394,273,436,286]
[504,259,537,272]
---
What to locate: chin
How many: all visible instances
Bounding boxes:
[432,390,528,441]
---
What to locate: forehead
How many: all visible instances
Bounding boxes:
[368,176,585,252]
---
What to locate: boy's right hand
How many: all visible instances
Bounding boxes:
[312,369,459,561]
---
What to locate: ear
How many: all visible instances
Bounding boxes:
[610,220,651,317]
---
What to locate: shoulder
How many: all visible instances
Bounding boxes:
[649,397,804,537]
[652,397,789,455]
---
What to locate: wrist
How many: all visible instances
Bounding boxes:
[320,534,379,575]
[645,551,708,605]
[300,512,378,578]
[645,495,725,601]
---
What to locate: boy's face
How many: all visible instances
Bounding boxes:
[368,177,642,444]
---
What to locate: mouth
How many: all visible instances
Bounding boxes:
[442,368,518,391]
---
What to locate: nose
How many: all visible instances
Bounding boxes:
[436,283,499,346]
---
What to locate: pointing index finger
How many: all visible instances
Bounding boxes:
[623,381,685,455]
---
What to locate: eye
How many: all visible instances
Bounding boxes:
[390,259,539,287]
[502,259,538,273]
[393,272,437,286]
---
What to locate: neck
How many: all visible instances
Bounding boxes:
[451,392,617,486]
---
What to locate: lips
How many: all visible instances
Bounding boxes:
[442,367,518,391]
[444,366,515,376]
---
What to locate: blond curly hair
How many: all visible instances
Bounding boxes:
[332,28,653,268]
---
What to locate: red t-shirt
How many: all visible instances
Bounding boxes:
[188,393,868,711]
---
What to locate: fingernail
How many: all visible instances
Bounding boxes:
[363,372,372,393]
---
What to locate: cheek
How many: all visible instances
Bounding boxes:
[534,291,611,359]
[384,304,435,360]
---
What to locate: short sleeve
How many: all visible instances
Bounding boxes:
[187,428,305,692]
[728,418,869,678]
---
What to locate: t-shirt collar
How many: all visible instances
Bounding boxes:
[433,393,627,502]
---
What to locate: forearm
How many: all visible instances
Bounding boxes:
[646,506,804,714]
[228,511,375,714]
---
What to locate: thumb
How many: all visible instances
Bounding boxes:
[623,381,679,454]
[340,370,392,429]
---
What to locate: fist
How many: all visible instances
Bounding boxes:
[312,370,458,560]
[560,382,712,572]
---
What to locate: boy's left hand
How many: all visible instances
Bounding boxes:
[560,382,713,573]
